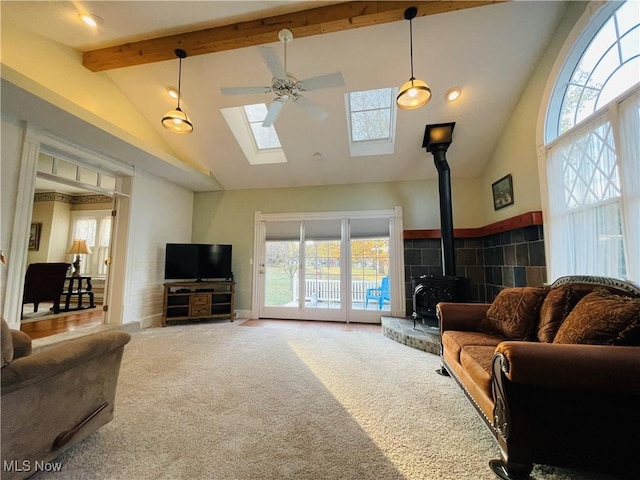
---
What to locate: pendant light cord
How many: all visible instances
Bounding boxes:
[409,17,415,82]
[177,56,183,110]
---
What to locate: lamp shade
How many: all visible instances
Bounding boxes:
[397,79,432,110]
[162,107,193,134]
[67,239,92,255]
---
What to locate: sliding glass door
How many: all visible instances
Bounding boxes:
[301,218,344,320]
[254,209,403,323]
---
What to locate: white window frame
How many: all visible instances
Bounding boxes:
[538,0,640,283]
[242,104,282,151]
[345,87,398,157]
[220,105,287,165]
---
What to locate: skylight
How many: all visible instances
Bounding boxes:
[243,104,282,150]
[221,103,287,165]
[345,87,398,157]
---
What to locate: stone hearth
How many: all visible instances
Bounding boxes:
[381,316,440,355]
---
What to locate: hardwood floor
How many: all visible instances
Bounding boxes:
[20,310,104,340]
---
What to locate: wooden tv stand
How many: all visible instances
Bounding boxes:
[162,281,235,326]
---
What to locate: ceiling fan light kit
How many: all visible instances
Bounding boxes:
[397,6,431,110]
[162,49,193,134]
[220,28,345,127]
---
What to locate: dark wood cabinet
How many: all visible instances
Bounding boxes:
[162,281,235,326]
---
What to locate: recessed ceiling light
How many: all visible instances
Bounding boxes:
[445,87,462,102]
[80,13,103,28]
[166,86,180,100]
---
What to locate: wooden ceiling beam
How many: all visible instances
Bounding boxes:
[82,1,504,72]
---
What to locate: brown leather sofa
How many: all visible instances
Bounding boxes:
[1,319,131,479]
[437,275,640,479]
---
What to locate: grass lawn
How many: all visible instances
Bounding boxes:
[265,267,387,306]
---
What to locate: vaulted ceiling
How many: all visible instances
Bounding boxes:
[2,1,569,191]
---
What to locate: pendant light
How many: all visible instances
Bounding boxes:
[396,7,431,110]
[162,49,193,134]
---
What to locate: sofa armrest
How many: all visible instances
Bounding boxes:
[11,330,32,359]
[1,331,131,393]
[437,302,490,333]
[494,341,640,394]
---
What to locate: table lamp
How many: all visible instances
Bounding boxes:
[67,239,92,277]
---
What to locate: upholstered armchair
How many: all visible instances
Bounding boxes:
[22,262,70,315]
[1,318,131,479]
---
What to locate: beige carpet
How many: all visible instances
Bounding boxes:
[32,321,628,480]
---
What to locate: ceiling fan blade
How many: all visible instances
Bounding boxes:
[221,86,272,96]
[293,96,329,122]
[262,100,285,127]
[297,72,345,91]
[258,46,286,79]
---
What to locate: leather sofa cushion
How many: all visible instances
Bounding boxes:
[460,345,496,398]
[537,286,574,343]
[442,330,503,364]
[554,289,640,345]
[481,287,548,339]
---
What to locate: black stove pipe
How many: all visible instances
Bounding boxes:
[422,122,456,277]
[432,149,456,276]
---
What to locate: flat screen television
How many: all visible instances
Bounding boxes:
[164,243,232,281]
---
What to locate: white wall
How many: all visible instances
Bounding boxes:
[1,23,174,156]
[122,170,193,328]
[192,177,482,311]
[28,200,71,264]
[0,116,24,319]
[479,1,588,225]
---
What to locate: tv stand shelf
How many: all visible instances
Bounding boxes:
[162,281,235,326]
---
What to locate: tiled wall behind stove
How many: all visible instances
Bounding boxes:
[483,225,546,300]
[404,225,546,314]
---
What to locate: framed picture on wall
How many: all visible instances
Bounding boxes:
[29,223,42,251]
[492,174,514,210]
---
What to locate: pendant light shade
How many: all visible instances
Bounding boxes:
[162,107,193,133]
[397,7,431,110]
[162,49,193,134]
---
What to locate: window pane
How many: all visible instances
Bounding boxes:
[555,1,640,136]
[243,103,282,150]
[74,219,97,246]
[351,109,391,142]
[99,217,112,247]
[243,104,268,122]
[560,121,620,209]
[249,123,281,149]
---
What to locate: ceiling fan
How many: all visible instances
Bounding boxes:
[220,29,345,127]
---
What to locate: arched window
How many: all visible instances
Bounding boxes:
[544,1,639,282]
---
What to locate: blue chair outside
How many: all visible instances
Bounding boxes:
[365,276,390,310]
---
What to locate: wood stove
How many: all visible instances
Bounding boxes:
[414,123,471,329]
[412,275,471,327]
